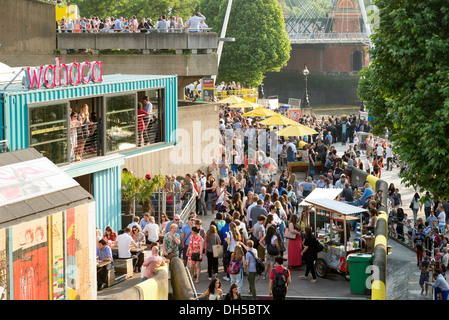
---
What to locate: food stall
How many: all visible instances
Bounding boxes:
[303,198,367,278]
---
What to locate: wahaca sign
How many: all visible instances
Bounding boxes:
[24,58,103,90]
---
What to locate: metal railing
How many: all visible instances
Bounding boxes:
[57,27,211,33]
[289,32,369,44]
[213,89,258,103]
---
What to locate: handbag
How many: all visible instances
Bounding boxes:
[284,228,297,240]
[212,237,223,258]
[191,252,201,261]
[210,190,218,202]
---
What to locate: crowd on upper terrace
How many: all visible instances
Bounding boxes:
[57,12,209,33]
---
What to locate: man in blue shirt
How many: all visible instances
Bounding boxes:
[325,131,333,146]
[97,239,113,290]
[181,217,195,266]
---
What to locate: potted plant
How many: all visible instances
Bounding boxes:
[121,170,141,216]
[137,174,166,216]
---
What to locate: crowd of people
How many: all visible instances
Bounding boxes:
[57,12,208,33]
[96,100,448,299]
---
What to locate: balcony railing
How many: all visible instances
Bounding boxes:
[56,31,218,54]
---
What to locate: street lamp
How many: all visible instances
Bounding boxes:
[302,65,310,108]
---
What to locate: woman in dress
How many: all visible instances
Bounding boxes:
[215,179,227,211]
[187,226,204,283]
[137,102,149,147]
[287,214,303,268]
[76,104,91,161]
[204,225,221,280]
[162,223,181,260]
[196,278,223,300]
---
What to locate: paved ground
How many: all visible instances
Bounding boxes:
[98,140,424,300]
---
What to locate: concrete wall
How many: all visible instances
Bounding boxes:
[123,102,220,178]
[285,43,369,74]
[56,32,218,52]
[0,0,55,56]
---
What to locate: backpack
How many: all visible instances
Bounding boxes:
[272,268,287,296]
[248,250,265,275]
[227,258,241,275]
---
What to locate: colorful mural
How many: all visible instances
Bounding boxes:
[0,202,94,300]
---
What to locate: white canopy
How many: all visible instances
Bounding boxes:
[303,198,368,215]
[299,188,343,207]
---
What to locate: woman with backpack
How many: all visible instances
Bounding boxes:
[300,226,318,283]
[227,245,245,294]
[260,225,281,280]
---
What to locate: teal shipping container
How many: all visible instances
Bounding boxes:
[0,70,178,233]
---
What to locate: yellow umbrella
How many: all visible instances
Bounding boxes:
[218,95,245,104]
[229,100,262,109]
[242,106,278,117]
[258,113,299,126]
[277,124,318,137]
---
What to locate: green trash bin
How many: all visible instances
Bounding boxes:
[347,253,374,294]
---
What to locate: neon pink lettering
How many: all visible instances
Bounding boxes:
[26,67,43,90]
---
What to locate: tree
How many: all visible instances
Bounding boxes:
[214,0,291,86]
[69,0,199,21]
[357,0,449,198]
[198,0,224,31]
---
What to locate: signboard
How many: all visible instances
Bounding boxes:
[201,78,215,102]
[0,157,79,206]
[288,108,302,122]
[24,58,103,90]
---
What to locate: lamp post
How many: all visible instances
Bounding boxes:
[302,65,310,108]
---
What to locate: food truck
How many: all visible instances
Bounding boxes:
[303,196,367,278]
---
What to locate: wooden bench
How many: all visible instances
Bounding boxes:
[287,161,323,176]
[113,258,134,279]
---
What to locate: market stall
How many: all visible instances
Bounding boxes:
[303,198,367,279]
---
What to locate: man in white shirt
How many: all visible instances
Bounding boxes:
[117,227,137,259]
[114,17,123,31]
[187,12,206,31]
[155,15,169,32]
[143,216,160,244]
[286,138,297,154]
[363,156,371,173]
[376,143,384,160]
[385,144,394,171]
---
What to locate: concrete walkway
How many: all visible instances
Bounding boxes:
[98,140,424,300]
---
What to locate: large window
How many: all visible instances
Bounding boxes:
[143,89,164,145]
[105,94,136,153]
[27,88,165,165]
[30,103,68,165]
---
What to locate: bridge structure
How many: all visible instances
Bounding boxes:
[282,0,373,46]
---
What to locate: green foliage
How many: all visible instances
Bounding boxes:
[69,0,200,21]
[214,0,291,87]
[121,171,166,214]
[198,0,224,32]
[357,0,449,197]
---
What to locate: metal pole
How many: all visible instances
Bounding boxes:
[213,0,233,80]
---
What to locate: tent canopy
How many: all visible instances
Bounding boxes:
[299,188,343,207]
[304,198,368,215]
